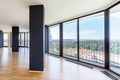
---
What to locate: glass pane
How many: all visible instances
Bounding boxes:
[21,33,24,46]
[79,13,104,67]
[3,33,8,46]
[110,3,120,75]
[19,33,21,46]
[28,32,29,47]
[63,20,77,59]
[49,25,60,54]
[25,33,28,47]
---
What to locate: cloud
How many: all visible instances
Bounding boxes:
[50,27,59,39]
[111,11,120,18]
[80,30,96,35]
[63,32,76,39]
[50,30,97,40]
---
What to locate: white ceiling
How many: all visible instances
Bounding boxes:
[0,0,119,32]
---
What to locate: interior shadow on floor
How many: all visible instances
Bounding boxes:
[46,53,60,58]
[65,59,93,69]
[101,71,118,80]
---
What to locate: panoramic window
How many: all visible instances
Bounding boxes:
[110,3,120,75]
[19,33,21,46]
[21,33,24,46]
[19,32,29,47]
[3,33,8,46]
[49,25,60,54]
[79,13,104,66]
[28,32,29,47]
[63,20,77,59]
[25,33,28,47]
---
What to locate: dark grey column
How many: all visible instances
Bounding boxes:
[104,10,110,69]
[12,27,19,52]
[0,31,3,48]
[30,5,44,71]
[60,23,63,57]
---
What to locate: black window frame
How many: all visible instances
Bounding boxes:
[46,1,120,76]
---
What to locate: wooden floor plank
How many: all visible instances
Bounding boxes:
[0,47,119,80]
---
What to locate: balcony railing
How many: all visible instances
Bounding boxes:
[49,40,60,54]
[110,41,120,68]
[79,40,104,65]
[49,40,120,69]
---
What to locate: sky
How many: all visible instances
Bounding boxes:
[110,11,120,39]
[50,11,120,40]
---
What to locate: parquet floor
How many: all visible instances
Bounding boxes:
[0,47,119,80]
